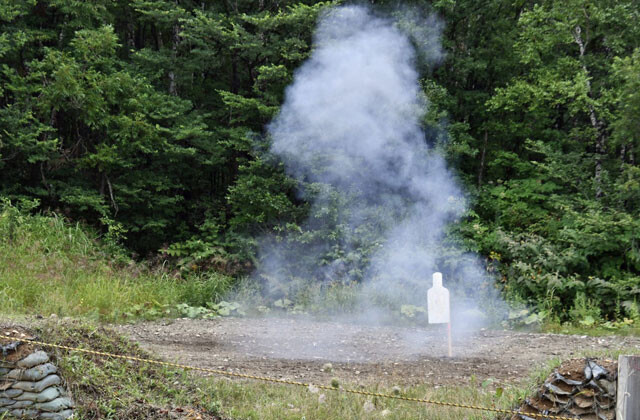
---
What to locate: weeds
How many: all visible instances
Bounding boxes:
[0,201,233,322]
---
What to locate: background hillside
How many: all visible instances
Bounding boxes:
[1,0,639,323]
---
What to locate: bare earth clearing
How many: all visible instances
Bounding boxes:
[117,317,640,387]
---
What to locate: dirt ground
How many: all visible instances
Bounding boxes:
[116,317,640,387]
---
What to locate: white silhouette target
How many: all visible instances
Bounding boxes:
[427,272,450,324]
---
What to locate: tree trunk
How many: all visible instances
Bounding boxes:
[230,52,239,94]
[155,27,163,50]
[478,128,488,187]
[573,25,606,198]
[127,21,136,50]
[594,133,605,198]
[168,2,180,96]
[106,175,118,215]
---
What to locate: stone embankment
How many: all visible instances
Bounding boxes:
[1,329,74,420]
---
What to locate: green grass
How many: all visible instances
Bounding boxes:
[0,202,231,321]
[540,320,640,336]
[205,379,529,420]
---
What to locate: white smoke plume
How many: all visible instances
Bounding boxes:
[255,5,504,328]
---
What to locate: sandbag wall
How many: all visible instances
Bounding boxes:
[1,332,74,420]
[512,358,617,420]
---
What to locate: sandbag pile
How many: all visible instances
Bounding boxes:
[1,331,74,420]
[512,358,616,420]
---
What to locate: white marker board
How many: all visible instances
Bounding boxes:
[427,272,450,324]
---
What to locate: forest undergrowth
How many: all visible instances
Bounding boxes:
[1,200,638,336]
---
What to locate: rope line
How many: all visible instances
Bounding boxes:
[0,334,578,420]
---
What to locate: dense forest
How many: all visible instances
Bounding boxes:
[1,0,639,322]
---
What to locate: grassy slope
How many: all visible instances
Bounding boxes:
[0,204,231,321]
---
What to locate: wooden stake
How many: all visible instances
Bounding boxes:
[447,322,452,358]
[617,355,640,420]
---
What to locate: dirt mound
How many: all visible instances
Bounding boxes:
[512,358,617,420]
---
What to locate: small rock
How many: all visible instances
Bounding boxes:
[363,400,375,412]
[381,409,391,417]
[13,374,61,392]
[17,351,49,369]
[318,394,326,404]
[322,363,333,373]
[308,384,319,393]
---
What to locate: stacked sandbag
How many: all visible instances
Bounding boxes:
[1,333,74,420]
[512,358,616,420]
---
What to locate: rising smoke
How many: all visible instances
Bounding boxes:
[255,5,504,327]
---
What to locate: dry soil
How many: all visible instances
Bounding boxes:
[117,317,640,387]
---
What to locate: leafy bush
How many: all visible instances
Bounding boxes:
[461,198,640,323]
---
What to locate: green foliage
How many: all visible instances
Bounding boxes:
[0,0,328,255]
[209,300,245,316]
[175,302,216,319]
[400,305,427,319]
[180,272,234,307]
[448,0,640,323]
[1,0,639,323]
